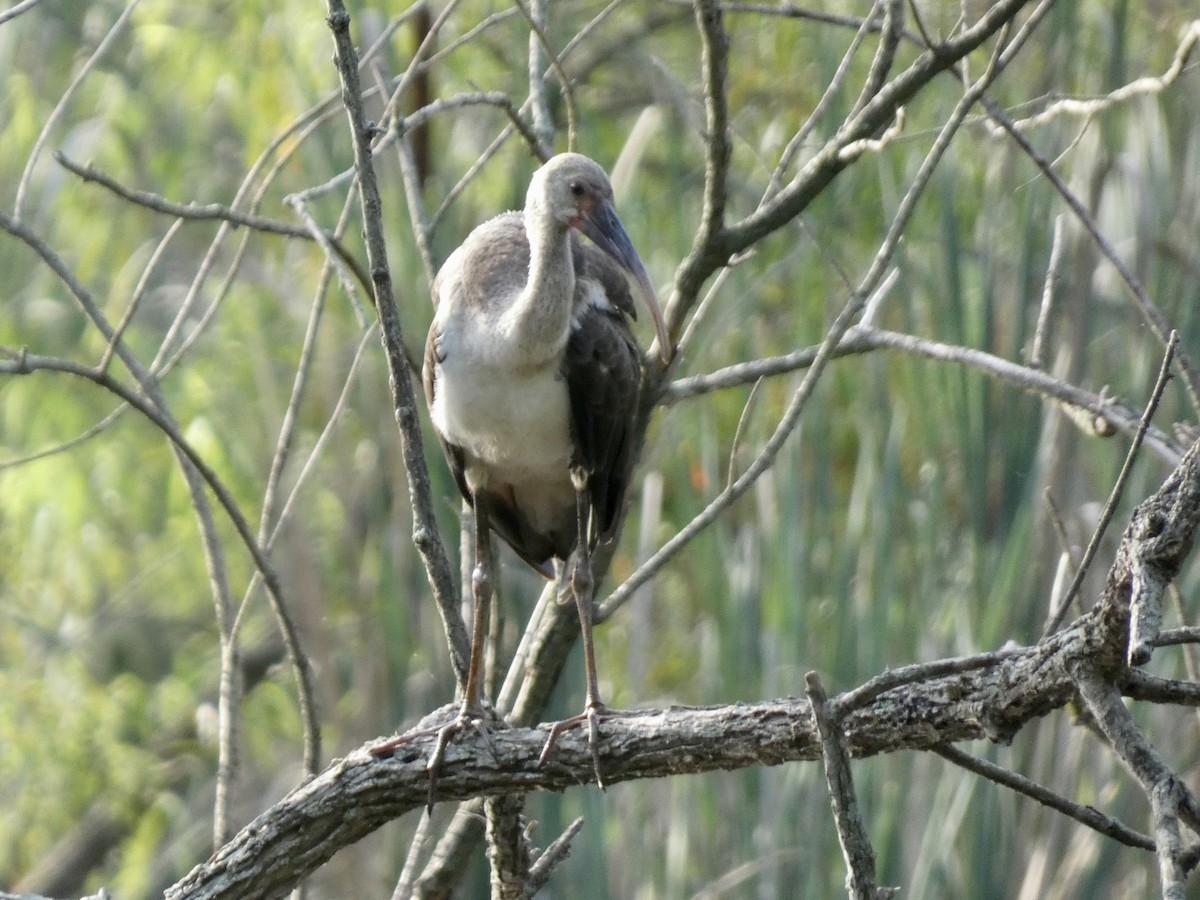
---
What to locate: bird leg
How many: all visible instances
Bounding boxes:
[461,489,494,719]
[371,490,499,811]
[539,466,609,788]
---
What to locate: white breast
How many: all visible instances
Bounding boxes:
[430,302,577,532]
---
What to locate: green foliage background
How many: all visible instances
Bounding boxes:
[2,1,1200,897]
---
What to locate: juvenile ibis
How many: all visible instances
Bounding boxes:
[422,152,671,784]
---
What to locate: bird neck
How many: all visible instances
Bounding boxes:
[508,212,574,363]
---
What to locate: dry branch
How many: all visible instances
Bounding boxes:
[807,672,897,900]
[162,433,1200,899]
[324,0,470,683]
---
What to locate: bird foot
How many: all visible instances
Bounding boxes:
[371,701,502,812]
[538,702,611,790]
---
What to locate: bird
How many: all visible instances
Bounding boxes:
[420,152,672,786]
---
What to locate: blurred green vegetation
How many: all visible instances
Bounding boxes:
[2,0,1200,897]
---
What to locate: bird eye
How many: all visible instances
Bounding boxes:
[569,181,585,197]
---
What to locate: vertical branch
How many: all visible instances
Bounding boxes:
[846,0,903,121]
[369,62,437,289]
[1027,214,1066,369]
[1043,332,1178,636]
[695,0,731,242]
[664,0,733,339]
[324,0,470,684]
[484,794,531,899]
[806,673,898,900]
[525,0,555,154]
[516,0,577,152]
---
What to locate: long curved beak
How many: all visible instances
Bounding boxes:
[582,202,674,364]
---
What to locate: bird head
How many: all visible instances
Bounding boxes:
[530,153,674,363]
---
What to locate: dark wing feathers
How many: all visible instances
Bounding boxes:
[564,267,643,547]
[571,232,637,320]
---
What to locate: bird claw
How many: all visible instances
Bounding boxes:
[538,702,609,790]
[371,702,501,813]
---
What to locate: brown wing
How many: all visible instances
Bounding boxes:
[564,279,643,549]
[571,231,637,321]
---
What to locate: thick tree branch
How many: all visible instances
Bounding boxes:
[163,430,1200,899]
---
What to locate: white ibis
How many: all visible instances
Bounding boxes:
[422,153,671,785]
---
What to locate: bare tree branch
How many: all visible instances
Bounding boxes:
[664,325,1183,463]
[324,0,470,683]
[605,33,1021,621]
[1074,671,1200,899]
[0,346,321,769]
[806,672,897,900]
[163,431,1200,899]
[983,97,1200,416]
[1045,332,1179,635]
[934,743,1156,851]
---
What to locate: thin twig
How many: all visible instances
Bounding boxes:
[1044,332,1178,636]
[726,377,764,490]
[846,0,903,122]
[14,0,140,217]
[0,0,47,25]
[1028,214,1065,368]
[526,817,585,895]
[673,251,749,359]
[1042,490,1086,628]
[370,61,437,289]
[286,193,370,326]
[766,8,877,199]
[55,154,317,236]
[934,744,1155,850]
[98,218,185,374]
[422,8,521,72]
[56,153,374,302]
[984,99,1200,416]
[0,403,124,470]
[390,804,438,900]
[663,325,1182,464]
[997,22,1200,132]
[837,647,1024,713]
[1,348,321,770]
